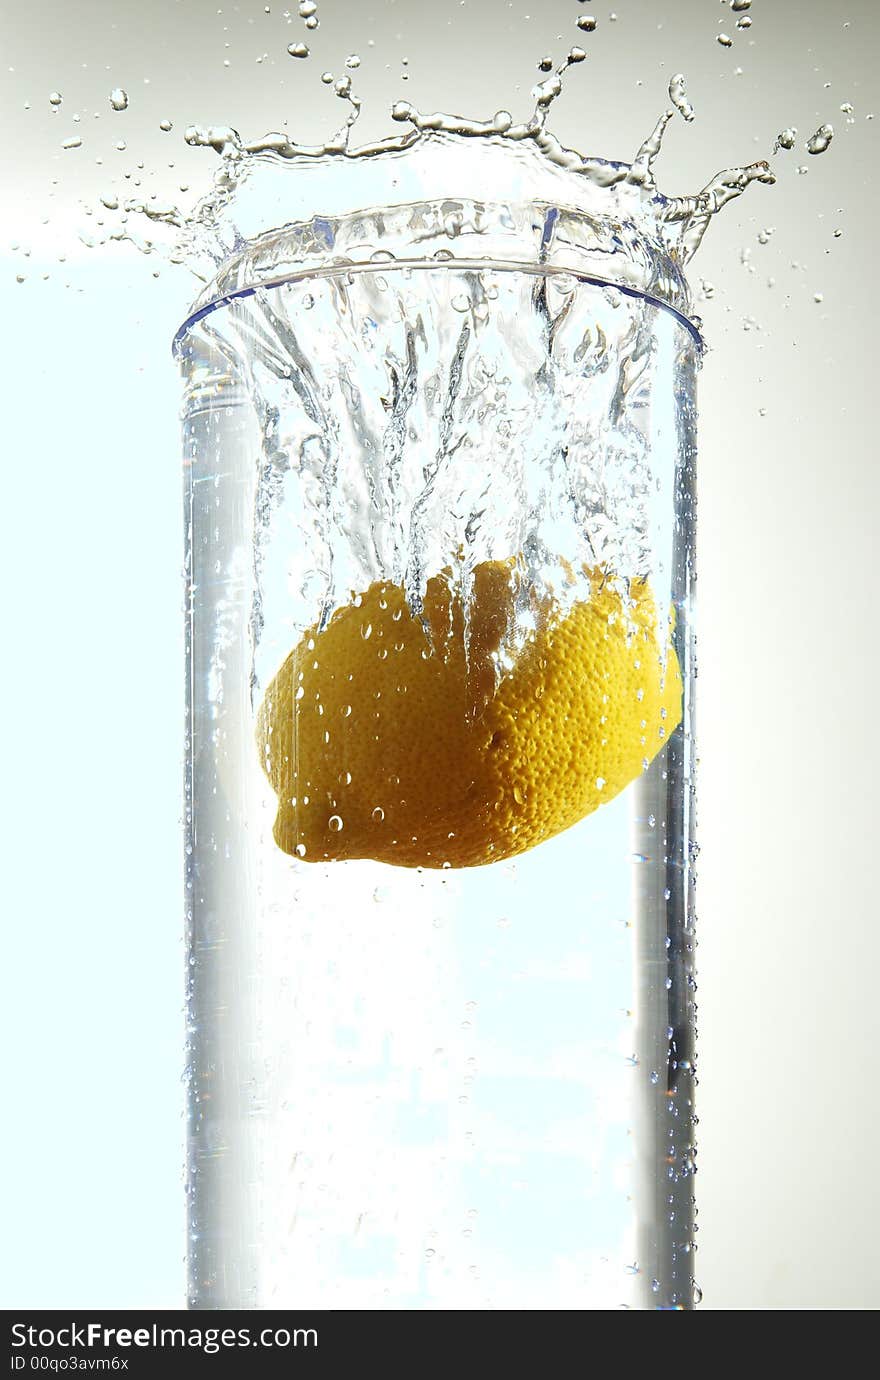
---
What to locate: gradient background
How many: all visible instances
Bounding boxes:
[1,0,877,1310]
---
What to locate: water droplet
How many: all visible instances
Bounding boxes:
[298,0,317,14]
[371,806,385,823]
[596,776,606,790]
[328,814,343,832]
[61,136,82,150]
[813,291,824,303]
[736,15,752,29]
[159,118,173,132]
[717,33,733,48]
[345,55,361,69]
[115,139,126,151]
[731,0,751,8]
[288,42,309,58]
[774,127,797,151]
[360,622,372,640]
[669,73,695,123]
[806,123,833,155]
[295,843,307,857]
[109,88,129,111]
[49,91,62,107]
[577,15,597,32]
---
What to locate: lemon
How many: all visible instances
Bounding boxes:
[256,560,682,869]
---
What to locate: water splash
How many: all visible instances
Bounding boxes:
[83,20,793,324]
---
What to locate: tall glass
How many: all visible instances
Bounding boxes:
[177,190,699,1310]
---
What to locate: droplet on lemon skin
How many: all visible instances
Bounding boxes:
[256,560,682,869]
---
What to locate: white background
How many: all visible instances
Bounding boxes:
[1,0,878,1309]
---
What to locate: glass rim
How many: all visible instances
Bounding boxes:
[172,258,704,357]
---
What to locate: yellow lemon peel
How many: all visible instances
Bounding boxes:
[256,559,682,869]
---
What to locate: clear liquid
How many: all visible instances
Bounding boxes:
[182,249,697,1310]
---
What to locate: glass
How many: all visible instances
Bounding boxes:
[177,192,699,1311]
